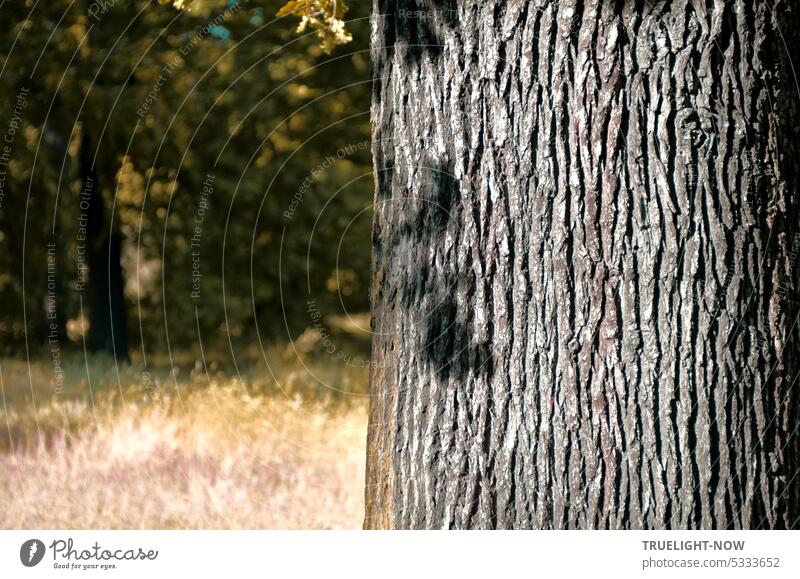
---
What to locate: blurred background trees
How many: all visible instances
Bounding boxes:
[0,0,372,364]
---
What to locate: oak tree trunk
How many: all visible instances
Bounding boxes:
[365,0,800,529]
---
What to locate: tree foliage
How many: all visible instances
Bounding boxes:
[164,0,353,53]
[0,0,371,360]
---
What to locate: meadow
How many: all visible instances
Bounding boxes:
[0,347,370,529]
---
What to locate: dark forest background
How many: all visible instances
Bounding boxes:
[0,0,373,364]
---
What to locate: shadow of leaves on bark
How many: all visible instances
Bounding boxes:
[379,0,459,65]
[375,154,492,382]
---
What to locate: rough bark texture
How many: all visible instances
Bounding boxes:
[365,0,800,529]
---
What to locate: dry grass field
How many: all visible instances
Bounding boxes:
[0,352,369,529]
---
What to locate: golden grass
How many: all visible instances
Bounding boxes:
[0,354,368,529]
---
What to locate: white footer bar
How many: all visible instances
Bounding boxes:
[2,530,799,578]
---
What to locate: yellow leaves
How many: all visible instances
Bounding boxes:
[23,124,40,150]
[326,268,359,296]
[269,129,301,152]
[115,156,145,207]
[288,112,308,131]
[254,148,274,168]
[216,57,234,77]
[288,82,321,99]
[163,0,354,53]
[276,0,315,18]
[276,0,353,53]
[160,0,208,12]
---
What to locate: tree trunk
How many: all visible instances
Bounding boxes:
[81,132,129,361]
[365,0,800,529]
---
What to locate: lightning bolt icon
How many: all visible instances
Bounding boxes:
[29,542,38,563]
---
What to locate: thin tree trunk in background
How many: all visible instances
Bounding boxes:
[78,1,128,362]
[81,132,129,361]
[365,0,800,529]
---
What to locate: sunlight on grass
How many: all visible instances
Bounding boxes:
[0,353,368,529]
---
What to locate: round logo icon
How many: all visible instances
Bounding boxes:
[20,539,46,567]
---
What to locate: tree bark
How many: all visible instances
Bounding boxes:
[365,0,800,529]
